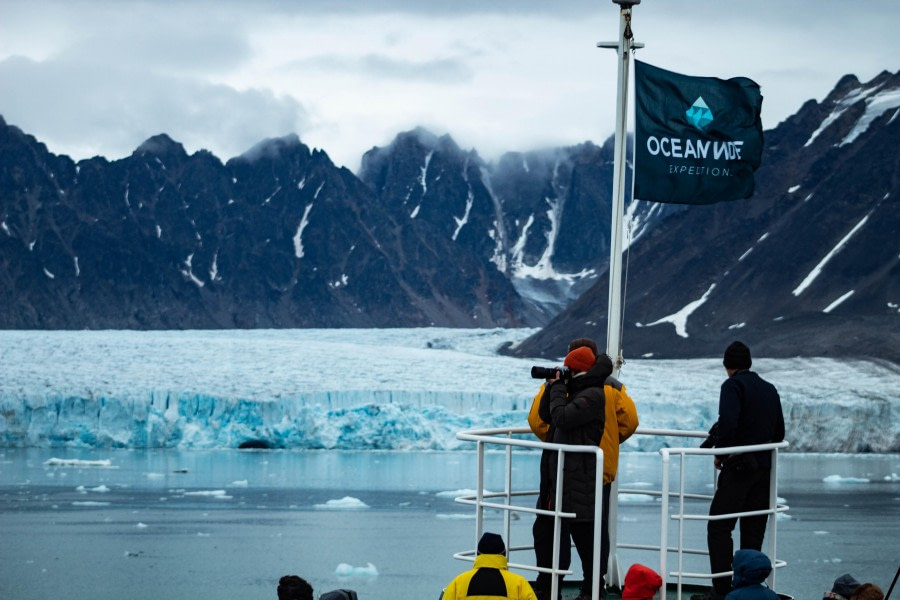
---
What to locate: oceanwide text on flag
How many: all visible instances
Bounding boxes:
[634,60,764,205]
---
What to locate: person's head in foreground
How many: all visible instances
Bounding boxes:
[278,575,313,600]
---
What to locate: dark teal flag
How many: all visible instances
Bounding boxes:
[634,60,763,205]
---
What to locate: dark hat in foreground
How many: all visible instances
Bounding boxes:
[831,573,861,598]
[319,590,359,600]
[477,532,506,555]
[568,337,598,354]
[723,341,752,370]
[277,575,313,600]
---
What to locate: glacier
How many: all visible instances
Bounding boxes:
[0,328,897,452]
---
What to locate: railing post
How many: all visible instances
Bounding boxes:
[608,478,621,587]
[678,452,688,597]
[551,448,565,600]
[476,439,485,547]
[592,447,604,600]
[504,431,513,547]
[767,447,779,591]
[660,450,670,596]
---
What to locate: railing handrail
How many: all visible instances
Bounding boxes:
[660,440,790,456]
[454,427,790,600]
[456,427,606,600]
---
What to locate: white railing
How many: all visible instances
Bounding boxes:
[455,427,605,600]
[454,426,790,600]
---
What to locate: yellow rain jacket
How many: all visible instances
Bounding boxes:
[528,377,639,484]
[441,553,538,600]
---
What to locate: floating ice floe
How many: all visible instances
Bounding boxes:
[335,562,378,578]
[315,496,369,509]
[44,458,113,468]
[823,474,870,484]
[76,484,110,493]
[183,490,232,499]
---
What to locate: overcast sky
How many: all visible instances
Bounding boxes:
[1,0,898,171]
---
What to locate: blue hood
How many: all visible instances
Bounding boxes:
[732,549,773,588]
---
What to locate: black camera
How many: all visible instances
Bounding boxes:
[700,422,719,448]
[530,365,571,381]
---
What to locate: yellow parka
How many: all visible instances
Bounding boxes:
[528,377,638,484]
[441,553,538,600]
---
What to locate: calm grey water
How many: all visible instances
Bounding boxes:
[0,449,897,600]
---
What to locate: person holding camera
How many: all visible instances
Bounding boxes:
[531,344,610,600]
[528,339,638,600]
[691,341,785,600]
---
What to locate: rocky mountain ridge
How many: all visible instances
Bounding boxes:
[1,70,898,362]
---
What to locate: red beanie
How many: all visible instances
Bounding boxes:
[622,564,663,600]
[564,346,596,373]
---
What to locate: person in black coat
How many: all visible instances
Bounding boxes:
[535,345,610,600]
[692,341,785,600]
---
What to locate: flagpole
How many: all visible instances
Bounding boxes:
[599,0,640,379]
[597,1,641,594]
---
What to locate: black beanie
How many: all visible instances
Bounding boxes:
[477,532,506,556]
[723,341,752,370]
[277,575,313,600]
[831,574,861,598]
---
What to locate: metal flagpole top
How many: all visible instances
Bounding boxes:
[597,0,644,50]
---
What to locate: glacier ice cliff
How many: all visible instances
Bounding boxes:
[1,329,897,452]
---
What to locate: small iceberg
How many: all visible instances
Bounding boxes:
[314,496,369,509]
[823,474,870,484]
[335,562,378,578]
[45,458,112,468]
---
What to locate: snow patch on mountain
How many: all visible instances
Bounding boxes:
[804,79,900,148]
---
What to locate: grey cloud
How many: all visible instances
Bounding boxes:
[201,0,596,17]
[0,56,308,161]
[290,53,473,83]
[65,25,252,75]
[3,1,253,75]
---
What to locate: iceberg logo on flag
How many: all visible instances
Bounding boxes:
[686,96,714,130]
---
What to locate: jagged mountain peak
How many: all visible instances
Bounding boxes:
[134,134,187,159]
[363,127,466,165]
[390,127,459,153]
[399,126,440,147]
[358,127,479,203]
[235,133,309,163]
[797,68,900,151]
